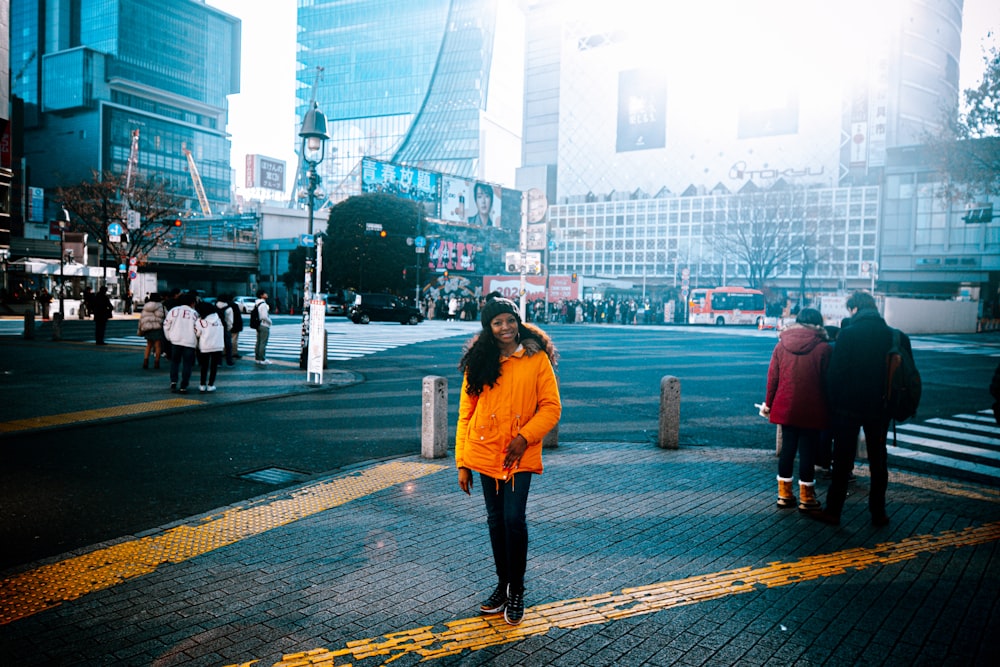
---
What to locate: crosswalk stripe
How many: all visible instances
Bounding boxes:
[889,409,1000,482]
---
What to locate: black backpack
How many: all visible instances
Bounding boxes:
[249,303,261,330]
[885,328,921,422]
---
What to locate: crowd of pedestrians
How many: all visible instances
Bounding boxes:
[133,289,252,393]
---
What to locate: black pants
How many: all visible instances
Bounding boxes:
[826,417,890,519]
[95,316,109,344]
[480,472,532,591]
[198,351,221,386]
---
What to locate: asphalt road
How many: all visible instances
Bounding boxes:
[1,324,994,570]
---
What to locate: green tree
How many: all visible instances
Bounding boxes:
[929,44,1000,200]
[322,194,425,294]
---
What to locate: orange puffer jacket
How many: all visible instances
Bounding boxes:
[456,340,561,481]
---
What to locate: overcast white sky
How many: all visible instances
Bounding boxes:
[207,0,1000,199]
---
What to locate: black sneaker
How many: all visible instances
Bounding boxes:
[480,582,507,614]
[504,585,524,625]
[170,383,177,393]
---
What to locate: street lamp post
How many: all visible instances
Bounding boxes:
[298,101,329,370]
[57,207,71,319]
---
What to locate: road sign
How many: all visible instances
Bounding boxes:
[299,234,315,247]
[129,271,138,280]
[526,188,548,223]
[414,235,427,248]
[129,257,138,266]
[108,223,123,236]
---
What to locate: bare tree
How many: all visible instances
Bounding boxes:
[926,44,1000,202]
[714,188,822,291]
[57,170,186,269]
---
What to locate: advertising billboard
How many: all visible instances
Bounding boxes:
[361,157,440,216]
[617,69,667,152]
[245,154,286,192]
[440,175,502,228]
[483,275,580,303]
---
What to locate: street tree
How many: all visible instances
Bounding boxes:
[928,44,1000,201]
[714,186,824,293]
[322,193,425,295]
[57,170,186,272]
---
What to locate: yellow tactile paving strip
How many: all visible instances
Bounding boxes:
[0,460,446,625]
[226,521,1000,667]
[0,399,204,434]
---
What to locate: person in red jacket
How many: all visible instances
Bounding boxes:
[762,308,832,511]
[456,295,561,626]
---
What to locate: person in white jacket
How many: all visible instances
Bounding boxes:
[195,301,226,392]
[163,291,199,393]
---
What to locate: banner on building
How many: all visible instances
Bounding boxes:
[361,157,440,216]
[483,275,579,302]
[245,154,286,192]
[617,69,667,152]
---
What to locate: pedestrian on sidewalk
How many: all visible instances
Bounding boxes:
[455,295,562,626]
[251,288,272,365]
[229,297,244,359]
[215,294,235,366]
[810,291,913,528]
[92,286,114,345]
[163,291,198,393]
[195,301,225,392]
[138,293,166,369]
[761,308,831,512]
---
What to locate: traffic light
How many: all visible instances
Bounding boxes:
[402,268,407,279]
[443,270,449,279]
[379,229,387,238]
[172,219,182,227]
[572,272,577,283]
[962,205,994,224]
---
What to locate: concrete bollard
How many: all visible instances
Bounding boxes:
[542,422,558,449]
[51,312,64,341]
[23,311,35,339]
[421,375,448,459]
[657,375,680,449]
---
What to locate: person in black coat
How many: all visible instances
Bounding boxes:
[92,286,114,345]
[810,291,913,528]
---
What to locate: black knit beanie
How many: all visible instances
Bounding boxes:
[480,297,520,327]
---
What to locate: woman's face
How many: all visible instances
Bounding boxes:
[490,312,519,348]
[476,187,492,217]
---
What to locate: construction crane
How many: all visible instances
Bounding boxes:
[182,143,212,216]
[121,129,140,227]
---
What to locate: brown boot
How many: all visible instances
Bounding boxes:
[776,476,796,508]
[798,481,822,512]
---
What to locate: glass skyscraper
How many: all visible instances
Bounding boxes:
[296,0,525,200]
[12,0,240,217]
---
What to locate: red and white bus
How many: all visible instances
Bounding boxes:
[688,286,766,326]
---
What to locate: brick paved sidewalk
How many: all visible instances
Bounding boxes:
[1,441,998,666]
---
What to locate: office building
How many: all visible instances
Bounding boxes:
[296,0,525,199]
[11,0,241,230]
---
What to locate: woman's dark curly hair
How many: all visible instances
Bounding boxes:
[459,321,557,396]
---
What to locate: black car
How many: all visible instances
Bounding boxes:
[349,293,423,325]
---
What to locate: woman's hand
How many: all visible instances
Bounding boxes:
[503,434,528,470]
[458,467,473,495]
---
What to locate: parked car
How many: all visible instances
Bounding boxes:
[233,296,257,313]
[348,293,423,325]
[315,290,354,316]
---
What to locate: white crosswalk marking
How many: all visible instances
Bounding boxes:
[890,410,1000,483]
[81,319,481,361]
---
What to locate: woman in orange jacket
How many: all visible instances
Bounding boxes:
[456,295,561,626]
